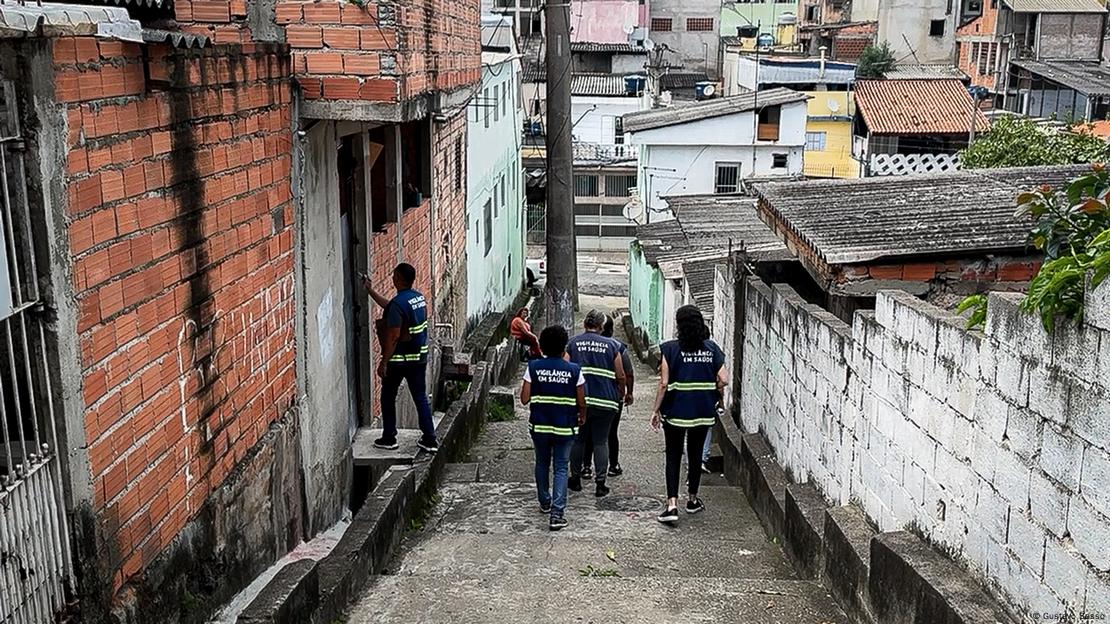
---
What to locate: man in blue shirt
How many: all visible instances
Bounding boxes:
[362,263,438,453]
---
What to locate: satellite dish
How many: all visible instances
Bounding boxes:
[827,98,840,113]
[623,200,645,223]
[702,84,717,98]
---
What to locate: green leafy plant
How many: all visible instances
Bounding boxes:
[960,116,1110,169]
[956,294,988,330]
[855,42,896,79]
[1016,167,1110,330]
[487,400,516,423]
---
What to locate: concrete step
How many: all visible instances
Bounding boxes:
[351,414,444,467]
[346,575,848,623]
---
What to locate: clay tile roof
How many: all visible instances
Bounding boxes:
[855,79,988,135]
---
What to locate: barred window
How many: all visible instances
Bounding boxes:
[805,132,827,152]
[650,18,672,32]
[687,18,714,32]
[574,174,599,197]
[714,163,740,194]
[604,174,637,198]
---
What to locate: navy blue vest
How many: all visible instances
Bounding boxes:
[527,357,580,436]
[661,339,724,426]
[388,288,429,363]
[567,332,621,412]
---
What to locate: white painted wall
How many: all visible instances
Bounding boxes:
[878,0,956,65]
[628,100,807,218]
[572,96,642,145]
[466,55,525,323]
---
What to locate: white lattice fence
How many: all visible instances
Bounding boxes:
[869,153,960,177]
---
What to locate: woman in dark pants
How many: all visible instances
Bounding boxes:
[651,305,729,524]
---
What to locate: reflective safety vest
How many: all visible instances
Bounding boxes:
[660,339,725,427]
[528,357,581,436]
[567,332,621,412]
[387,288,429,364]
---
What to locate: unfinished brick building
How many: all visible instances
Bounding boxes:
[0,0,480,621]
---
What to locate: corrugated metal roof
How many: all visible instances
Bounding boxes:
[752,165,1092,265]
[0,2,143,40]
[1003,0,1106,12]
[571,73,632,97]
[1011,59,1110,96]
[884,64,969,81]
[636,195,789,267]
[571,42,647,54]
[855,79,987,135]
[740,56,857,85]
[624,88,809,133]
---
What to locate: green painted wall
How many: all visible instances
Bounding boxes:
[628,242,664,345]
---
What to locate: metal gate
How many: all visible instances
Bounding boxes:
[0,79,74,623]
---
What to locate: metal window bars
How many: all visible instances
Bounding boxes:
[0,79,74,624]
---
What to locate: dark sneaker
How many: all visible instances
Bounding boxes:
[549,515,568,531]
[373,437,399,450]
[686,498,705,514]
[595,482,610,498]
[417,439,439,453]
[607,464,623,477]
[540,503,552,514]
[568,476,582,492]
[657,507,679,524]
[581,466,593,481]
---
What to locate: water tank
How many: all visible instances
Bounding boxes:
[737,25,759,38]
[757,33,775,48]
[695,82,717,101]
[625,75,647,95]
[778,12,797,24]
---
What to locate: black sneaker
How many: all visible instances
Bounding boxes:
[686,498,705,514]
[373,437,399,450]
[581,466,594,481]
[595,482,610,498]
[417,439,439,453]
[549,515,568,531]
[540,503,552,514]
[607,464,623,477]
[657,507,679,524]
[568,476,582,492]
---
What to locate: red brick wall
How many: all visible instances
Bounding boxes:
[56,37,296,592]
[274,0,481,103]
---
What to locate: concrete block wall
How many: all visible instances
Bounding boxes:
[56,36,298,601]
[734,275,1110,622]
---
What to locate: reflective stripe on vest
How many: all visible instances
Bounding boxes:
[667,382,717,391]
[532,395,577,406]
[581,366,616,379]
[389,344,430,363]
[530,423,578,436]
[585,396,620,410]
[663,416,717,428]
[410,321,428,334]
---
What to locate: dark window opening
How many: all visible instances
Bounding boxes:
[772,153,789,168]
[400,120,431,212]
[930,19,945,37]
[715,163,740,193]
[483,199,493,255]
[454,137,463,192]
[757,105,781,141]
[364,127,392,232]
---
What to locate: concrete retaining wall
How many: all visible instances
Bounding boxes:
[724,275,1110,622]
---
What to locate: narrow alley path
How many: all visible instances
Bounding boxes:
[346,296,848,623]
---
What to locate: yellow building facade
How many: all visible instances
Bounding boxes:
[802,91,859,179]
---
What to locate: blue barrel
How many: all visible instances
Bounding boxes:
[757,34,775,48]
[625,75,646,95]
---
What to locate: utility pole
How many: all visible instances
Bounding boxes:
[545,1,577,328]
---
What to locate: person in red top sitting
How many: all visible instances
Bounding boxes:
[510,307,541,359]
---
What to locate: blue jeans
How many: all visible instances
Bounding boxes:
[532,432,574,517]
[702,427,713,463]
[381,361,436,443]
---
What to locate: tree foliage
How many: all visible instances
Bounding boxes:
[960,116,1110,169]
[855,41,895,79]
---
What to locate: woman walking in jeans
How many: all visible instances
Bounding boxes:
[520,326,587,530]
[651,305,729,524]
